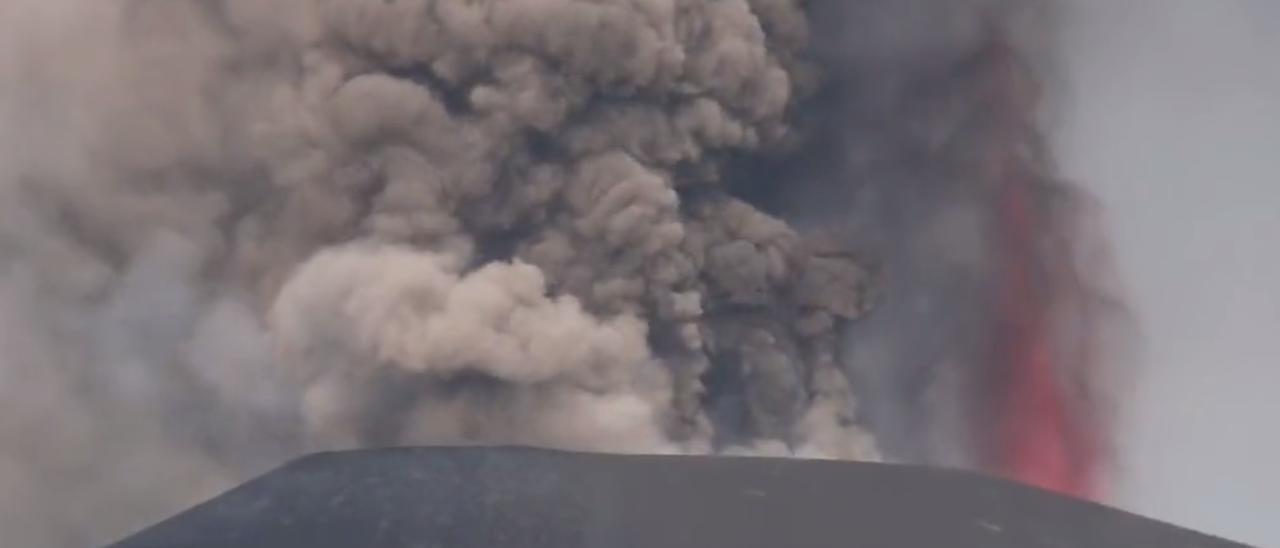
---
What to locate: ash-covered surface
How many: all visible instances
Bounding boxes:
[109,447,1243,548]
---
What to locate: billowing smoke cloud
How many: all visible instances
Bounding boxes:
[270,244,670,453]
[0,1,1113,547]
[0,1,868,544]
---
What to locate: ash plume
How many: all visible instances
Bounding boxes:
[781,1,1124,492]
[0,1,1117,546]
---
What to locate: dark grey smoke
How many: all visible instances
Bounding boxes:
[786,0,1080,471]
[0,1,1085,547]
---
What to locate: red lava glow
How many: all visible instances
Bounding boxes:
[975,34,1101,499]
[994,177,1098,499]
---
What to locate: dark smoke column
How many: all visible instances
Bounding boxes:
[789,2,1120,498]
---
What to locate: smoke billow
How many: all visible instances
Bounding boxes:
[0,1,1115,546]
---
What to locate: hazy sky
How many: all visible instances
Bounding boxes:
[1053,1,1280,545]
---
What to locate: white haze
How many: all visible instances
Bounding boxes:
[1054,1,1280,545]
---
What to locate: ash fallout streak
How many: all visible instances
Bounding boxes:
[0,1,1120,547]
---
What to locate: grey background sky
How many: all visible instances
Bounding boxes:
[1053,1,1280,545]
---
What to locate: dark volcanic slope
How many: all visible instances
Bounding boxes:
[109,448,1243,548]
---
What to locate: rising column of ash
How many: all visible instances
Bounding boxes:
[0,1,1122,547]
[249,0,879,457]
[792,0,1126,496]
